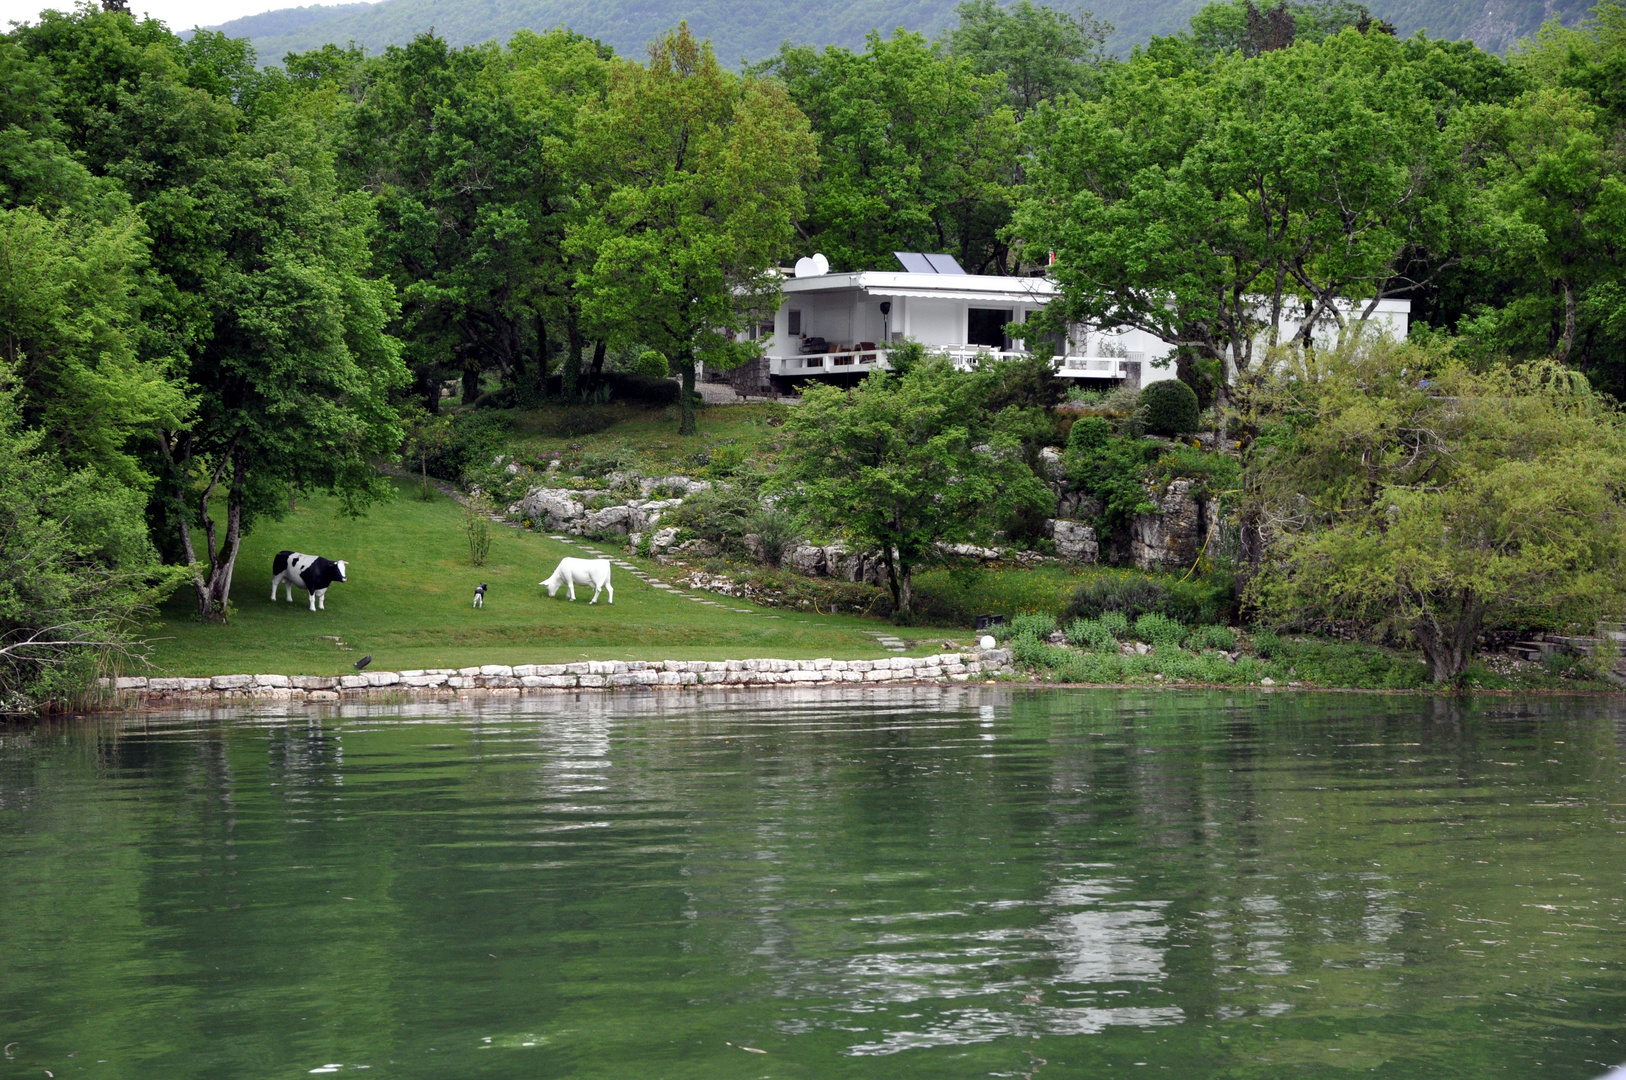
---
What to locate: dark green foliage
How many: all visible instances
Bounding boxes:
[1256,634,1431,688]
[1132,611,1186,647]
[1061,569,1235,625]
[1148,444,1241,500]
[1064,432,1161,532]
[424,412,516,482]
[1064,616,1120,651]
[1187,622,1237,650]
[0,378,183,713]
[663,487,764,556]
[1063,573,1168,621]
[1161,569,1236,625]
[603,373,682,406]
[1139,379,1201,436]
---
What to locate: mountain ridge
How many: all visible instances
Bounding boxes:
[209,0,1593,67]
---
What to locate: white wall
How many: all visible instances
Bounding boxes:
[905,300,962,347]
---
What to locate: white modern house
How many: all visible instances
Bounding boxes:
[712,253,1411,396]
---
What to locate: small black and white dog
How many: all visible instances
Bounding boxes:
[473,583,488,608]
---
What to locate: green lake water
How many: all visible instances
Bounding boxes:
[3,688,1626,1079]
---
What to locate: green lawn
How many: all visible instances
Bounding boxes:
[143,480,952,677]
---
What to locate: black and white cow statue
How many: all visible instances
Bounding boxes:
[271,550,348,611]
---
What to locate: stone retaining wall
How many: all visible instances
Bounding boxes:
[103,650,1015,707]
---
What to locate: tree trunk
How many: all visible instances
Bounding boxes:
[1556,278,1577,363]
[461,366,480,406]
[190,445,246,621]
[563,309,583,397]
[880,544,902,614]
[1412,589,1485,683]
[533,311,549,393]
[590,340,606,382]
[416,368,441,414]
[679,360,697,435]
[896,559,913,623]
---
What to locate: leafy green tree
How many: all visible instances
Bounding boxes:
[0,205,189,487]
[13,9,407,620]
[949,0,1112,114]
[0,362,185,713]
[1242,340,1626,682]
[1461,87,1626,365]
[760,31,1019,275]
[1184,0,1389,58]
[570,25,815,435]
[339,32,605,409]
[1016,28,1468,406]
[775,355,1053,621]
[145,96,405,620]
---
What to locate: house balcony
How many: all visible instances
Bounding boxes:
[766,349,1134,379]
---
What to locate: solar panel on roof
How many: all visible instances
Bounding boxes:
[924,253,967,275]
[894,252,936,274]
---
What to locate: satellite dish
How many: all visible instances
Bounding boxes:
[812,253,830,275]
[794,256,816,278]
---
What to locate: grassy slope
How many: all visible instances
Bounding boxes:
[145,479,950,677]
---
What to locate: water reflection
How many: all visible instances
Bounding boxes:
[2,687,1626,1079]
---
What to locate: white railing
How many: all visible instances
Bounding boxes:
[770,351,885,375]
[768,350,1129,378]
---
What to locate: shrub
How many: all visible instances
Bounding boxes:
[748,504,800,565]
[633,350,670,378]
[423,411,514,482]
[665,485,759,553]
[1068,415,1112,452]
[1149,445,1240,499]
[1065,617,1120,652]
[1009,630,1053,667]
[1250,628,1282,658]
[1133,612,1187,648]
[578,445,639,478]
[1064,573,1169,621]
[602,372,680,405]
[1163,570,1237,625]
[1187,623,1237,651]
[1140,379,1201,436]
[1097,610,1130,639]
[1011,612,1058,639]
[462,493,494,566]
[1054,651,1124,683]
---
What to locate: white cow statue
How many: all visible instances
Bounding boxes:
[541,557,613,604]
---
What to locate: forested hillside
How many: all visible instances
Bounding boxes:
[210,0,1592,65]
[2,0,1625,709]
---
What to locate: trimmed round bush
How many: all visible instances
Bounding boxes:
[634,350,670,378]
[1133,612,1188,648]
[1067,415,1113,451]
[1140,379,1201,436]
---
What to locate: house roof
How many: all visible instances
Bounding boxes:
[780,271,1058,304]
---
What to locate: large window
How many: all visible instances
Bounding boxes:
[967,308,1012,349]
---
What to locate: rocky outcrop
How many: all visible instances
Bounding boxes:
[513,485,686,537]
[513,488,585,530]
[1046,519,1099,563]
[638,475,712,498]
[1130,478,1206,571]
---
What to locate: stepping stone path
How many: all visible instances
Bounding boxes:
[868,631,908,652]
